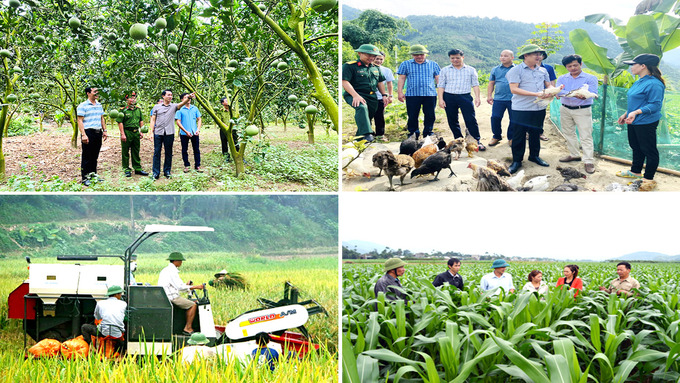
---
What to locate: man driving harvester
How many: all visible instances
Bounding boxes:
[158,252,204,335]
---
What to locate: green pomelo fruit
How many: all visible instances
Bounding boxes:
[245,125,259,136]
[310,0,337,12]
[228,59,239,68]
[68,17,81,29]
[0,49,11,59]
[129,23,148,40]
[297,101,308,108]
[7,94,18,102]
[277,61,288,70]
[168,44,178,54]
[109,110,119,119]
[140,126,149,133]
[155,17,167,29]
[34,35,46,44]
[258,4,266,11]
[304,105,318,114]
[13,66,21,72]
[287,95,297,102]
[9,0,20,8]
[30,93,40,98]
[323,70,332,76]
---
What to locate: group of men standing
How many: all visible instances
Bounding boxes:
[76,88,238,186]
[342,43,599,175]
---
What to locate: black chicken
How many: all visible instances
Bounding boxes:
[556,166,587,182]
[399,133,418,156]
[410,142,456,181]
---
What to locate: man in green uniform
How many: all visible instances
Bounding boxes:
[117,91,149,177]
[342,44,388,142]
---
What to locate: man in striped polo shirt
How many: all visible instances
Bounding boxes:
[437,49,485,150]
[76,87,107,186]
[397,45,440,139]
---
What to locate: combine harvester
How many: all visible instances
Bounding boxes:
[8,225,327,358]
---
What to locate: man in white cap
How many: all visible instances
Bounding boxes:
[374,258,408,303]
[480,259,515,295]
[81,285,127,352]
[158,251,204,335]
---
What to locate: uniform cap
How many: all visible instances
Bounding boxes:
[384,258,406,272]
[518,44,547,60]
[167,252,186,261]
[125,91,137,99]
[409,44,429,55]
[187,332,209,345]
[354,44,381,56]
[107,285,124,296]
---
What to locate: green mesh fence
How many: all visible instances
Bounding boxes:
[549,85,680,172]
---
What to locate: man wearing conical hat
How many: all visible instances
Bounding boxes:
[374,258,408,303]
[158,252,205,335]
[81,285,127,352]
[397,44,441,139]
[342,44,389,142]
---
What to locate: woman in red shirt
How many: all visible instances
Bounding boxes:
[556,264,583,296]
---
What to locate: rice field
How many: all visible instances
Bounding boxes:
[343,261,680,382]
[0,252,339,382]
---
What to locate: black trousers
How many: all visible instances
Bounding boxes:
[405,96,436,137]
[627,121,660,180]
[372,100,386,136]
[81,129,103,180]
[442,92,480,140]
[220,128,240,156]
[153,133,174,176]
[511,109,546,162]
[180,135,201,168]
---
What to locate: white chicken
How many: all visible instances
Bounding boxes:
[564,84,598,100]
[342,146,371,177]
[522,175,550,191]
[533,85,564,108]
[506,169,525,190]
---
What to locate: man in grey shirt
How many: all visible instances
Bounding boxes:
[374,258,408,303]
[150,90,193,179]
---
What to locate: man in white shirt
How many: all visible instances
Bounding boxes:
[181,332,216,364]
[480,259,515,295]
[81,285,127,352]
[158,252,204,335]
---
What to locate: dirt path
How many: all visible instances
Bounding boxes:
[343,102,680,191]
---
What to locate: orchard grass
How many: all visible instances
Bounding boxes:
[343,261,680,382]
[0,252,338,382]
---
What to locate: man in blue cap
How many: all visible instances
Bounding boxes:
[480,259,515,295]
[81,285,127,352]
[342,44,389,142]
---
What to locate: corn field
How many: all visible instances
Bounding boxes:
[342,261,680,382]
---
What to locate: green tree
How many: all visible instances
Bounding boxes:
[521,22,565,56]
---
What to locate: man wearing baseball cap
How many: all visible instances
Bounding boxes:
[117,91,149,178]
[374,257,408,303]
[158,252,204,335]
[480,259,515,295]
[342,44,388,142]
[81,285,127,352]
[397,44,441,139]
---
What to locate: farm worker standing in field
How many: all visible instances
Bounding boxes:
[76,87,107,187]
[158,252,205,335]
[522,270,548,295]
[599,261,641,297]
[219,98,240,162]
[616,53,666,191]
[480,259,515,295]
[342,43,388,142]
[374,258,408,303]
[487,49,516,147]
[81,285,126,353]
[251,332,279,371]
[506,44,562,174]
[117,91,149,178]
[372,52,394,142]
[437,49,485,150]
[432,257,464,289]
[175,93,203,173]
[397,44,441,139]
[556,55,599,174]
[149,90,193,179]
[181,332,216,364]
[556,264,584,296]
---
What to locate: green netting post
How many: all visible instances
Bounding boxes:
[598,77,608,154]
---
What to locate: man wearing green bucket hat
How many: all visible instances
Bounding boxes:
[81,285,127,351]
[374,257,408,303]
[342,43,389,142]
[181,332,216,363]
[397,44,441,138]
[158,252,205,335]
[480,259,515,295]
[506,44,562,174]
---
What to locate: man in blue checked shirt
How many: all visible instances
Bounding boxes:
[397,44,440,139]
[437,49,484,150]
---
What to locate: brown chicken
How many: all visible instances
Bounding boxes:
[412,144,438,168]
[372,150,415,191]
[468,163,516,191]
[464,130,479,158]
[486,159,511,177]
[449,137,465,160]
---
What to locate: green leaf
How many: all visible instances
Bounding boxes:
[356,354,379,383]
[545,354,572,383]
[589,314,602,353]
[362,349,417,365]
[569,29,617,77]
[342,336,361,383]
[490,334,550,383]
[660,18,680,52]
[625,15,662,56]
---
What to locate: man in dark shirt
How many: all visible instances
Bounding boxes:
[374,258,408,303]
[432,258,464,289]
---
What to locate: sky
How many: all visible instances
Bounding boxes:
[342,0,643,24]
[341,193,679,261]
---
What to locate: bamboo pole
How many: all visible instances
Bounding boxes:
[600,155,680,177]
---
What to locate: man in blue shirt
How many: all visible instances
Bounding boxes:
[486,50,515,147]
[480,259,515,296]
[76,87,107,186]
[175,93,203,173]
[556,54,599,174]
[397,45,440,139]
[251,332,279,371]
